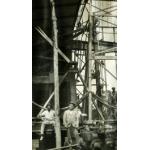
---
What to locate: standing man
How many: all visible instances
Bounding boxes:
[111,87,117,106]
[39,103,55,141]
[63,101,81,145]
[111,87,117,119]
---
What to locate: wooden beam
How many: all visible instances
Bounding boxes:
[35,26,71,63]
[36,72,68,130]
[91,92,117,109]
[64,40,116,51]
[100,63,117,80]
[51,0,61,147]
[104,61,108,91]
[92,98,105,120]
[48,144,78,150]
[32,101,47,110]
[92,55,117,60]
[93,0,116,1]
[75,92,89,107]
[94,16,117,26]
[94,47,117,55]
[74,0,88,27]
[88,1,93,121]
[77,72,88,92]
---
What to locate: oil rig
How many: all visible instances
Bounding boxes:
[32,0,117,149]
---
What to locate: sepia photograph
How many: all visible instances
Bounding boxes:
[1,0,150,150]
[32,0,117,149]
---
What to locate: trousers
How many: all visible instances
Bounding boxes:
[67,125,79,144]
[40,121,55,135]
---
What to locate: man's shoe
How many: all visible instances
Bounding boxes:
[40,136,44,141]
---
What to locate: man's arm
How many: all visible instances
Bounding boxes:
[39,111,45,118]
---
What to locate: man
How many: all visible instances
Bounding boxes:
[111,87,117,119]
[63,101,81,145]
[111,87,117,106]
[39,104,55,141]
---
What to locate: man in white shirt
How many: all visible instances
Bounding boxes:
[63,101,81,144]
[39,104,55,140]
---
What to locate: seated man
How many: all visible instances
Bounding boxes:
[39,104,55,141]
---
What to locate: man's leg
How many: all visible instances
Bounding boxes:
[74,128,80,144]
[40,122,46,140]
[69,127,79,145]
[67,127,72,144]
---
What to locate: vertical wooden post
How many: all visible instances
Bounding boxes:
[50,0,61,148]
[115,52,117,78]
[83,51,88,114]
[113,28,117,77]
[88,0,93,121]
[70,72,77,104]
[104,60,107,91]
[102,27,104,40]
[113,27,115,42]
[93,16,101,112]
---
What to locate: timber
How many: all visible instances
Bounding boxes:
[37,72,68,117]
[87,0,93,121]
[35,27,71,63]
[48,144,78,150]
[51,0,61,148]
[92,55,117,60]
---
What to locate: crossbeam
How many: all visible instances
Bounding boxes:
[92,55,117,60]
[35,27,71,63]
[100,62,117,80]
[91,92,117,109]
[32,101,47,110]
[37,72,69,117]
[48,144,78,150]
[64,40,116,50]
[94,16,117,26]
[92,98,105,120]
[75,92,89,107]
[77,72,89,91]
[94,47,117,55]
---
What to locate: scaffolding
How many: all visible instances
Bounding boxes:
[33,0,117,149]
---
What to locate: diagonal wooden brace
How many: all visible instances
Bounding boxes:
[92,98,105,120]
[37,71,69,117]
[35,26,71,63]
